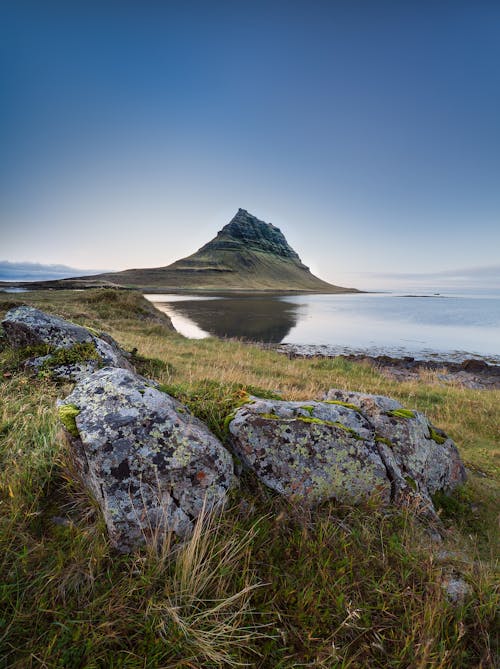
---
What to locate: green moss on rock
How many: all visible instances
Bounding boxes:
[405,476,417,491]
[58,404,81,438]
[295,415,333,427]
[387,409,416,419]
[223,411,238,433]
[260,412,281,421]
[331,421,363,440]
[256,413,364,440]
[40,342,100,373]
[429,427,447,445]
[324,400,362,412]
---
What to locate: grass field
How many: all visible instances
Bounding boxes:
[0,289,498,668]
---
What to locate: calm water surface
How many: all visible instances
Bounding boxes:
[146,292,500,363]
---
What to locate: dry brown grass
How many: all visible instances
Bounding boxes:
[0,289,498,667]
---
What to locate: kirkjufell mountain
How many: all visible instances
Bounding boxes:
[91,209,356,292]
[3,210,358,292]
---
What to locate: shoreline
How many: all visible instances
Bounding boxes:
[0,283,363,295]
[271,344,500,389]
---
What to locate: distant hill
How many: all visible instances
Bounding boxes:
[1,210,358,293]
[0,261,109,282]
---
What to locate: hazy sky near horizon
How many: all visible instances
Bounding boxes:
[1,2,499,290]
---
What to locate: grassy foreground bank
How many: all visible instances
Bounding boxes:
[0,289,498,668]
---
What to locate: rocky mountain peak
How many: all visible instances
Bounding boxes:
[48,208,355,292]
[199,209,302,262]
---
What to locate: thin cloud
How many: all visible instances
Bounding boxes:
[0,261,109,282]
[337,265,500,292]
[353,265,500,281]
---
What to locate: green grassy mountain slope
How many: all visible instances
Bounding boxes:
[67,209,358,292]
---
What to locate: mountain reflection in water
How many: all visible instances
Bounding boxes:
[155,295,299,342]
[146,292,500,362]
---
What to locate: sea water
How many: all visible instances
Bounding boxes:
[146,292,500,363]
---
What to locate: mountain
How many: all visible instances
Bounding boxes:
[87,209,356,292]
[0,210,358,293]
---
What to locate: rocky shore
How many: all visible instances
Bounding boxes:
[274,344,500,390]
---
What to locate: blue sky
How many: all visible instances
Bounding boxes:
[1,2,499,290]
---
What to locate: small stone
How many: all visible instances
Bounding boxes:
[51,516,72,527]
[441,574,472,604]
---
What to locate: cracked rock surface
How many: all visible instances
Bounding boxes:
[59,367,234,552]
[228,391,466,515]
[2,305,133,380]
[228,398,392,504]
[324,389,467,514]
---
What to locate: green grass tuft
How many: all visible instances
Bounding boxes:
[0,342,55,373]
[159,379,279,443]
[131,351,176,378]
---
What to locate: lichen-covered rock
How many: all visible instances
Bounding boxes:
[59,367,234,552]
[228,398,391,504]
[228,391,466,517]
[324,389,467,512]
[2,306,133,380]
[26,353,98,382]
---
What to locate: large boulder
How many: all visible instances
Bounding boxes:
[228,391,466,517]
[59,368,234,552]
[228,397,392,504]
[2,306,133,380]
[324,389,467,510]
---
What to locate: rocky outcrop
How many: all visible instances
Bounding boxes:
[198,209,304,262]
[59,368,234,552]
[228,391,466,517]
[324,389,467,511]
[228,397,391,504]
[2,305,133,380]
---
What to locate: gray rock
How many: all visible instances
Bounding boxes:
[59,368,234,552]
[2,306,133,380]
[441,573,472,605]
[227,391,466,517]
[228,398,391,504]
[3,305,92,348]
[26,355,99,382]
[201,208,304,263]
[324,389,467,512]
